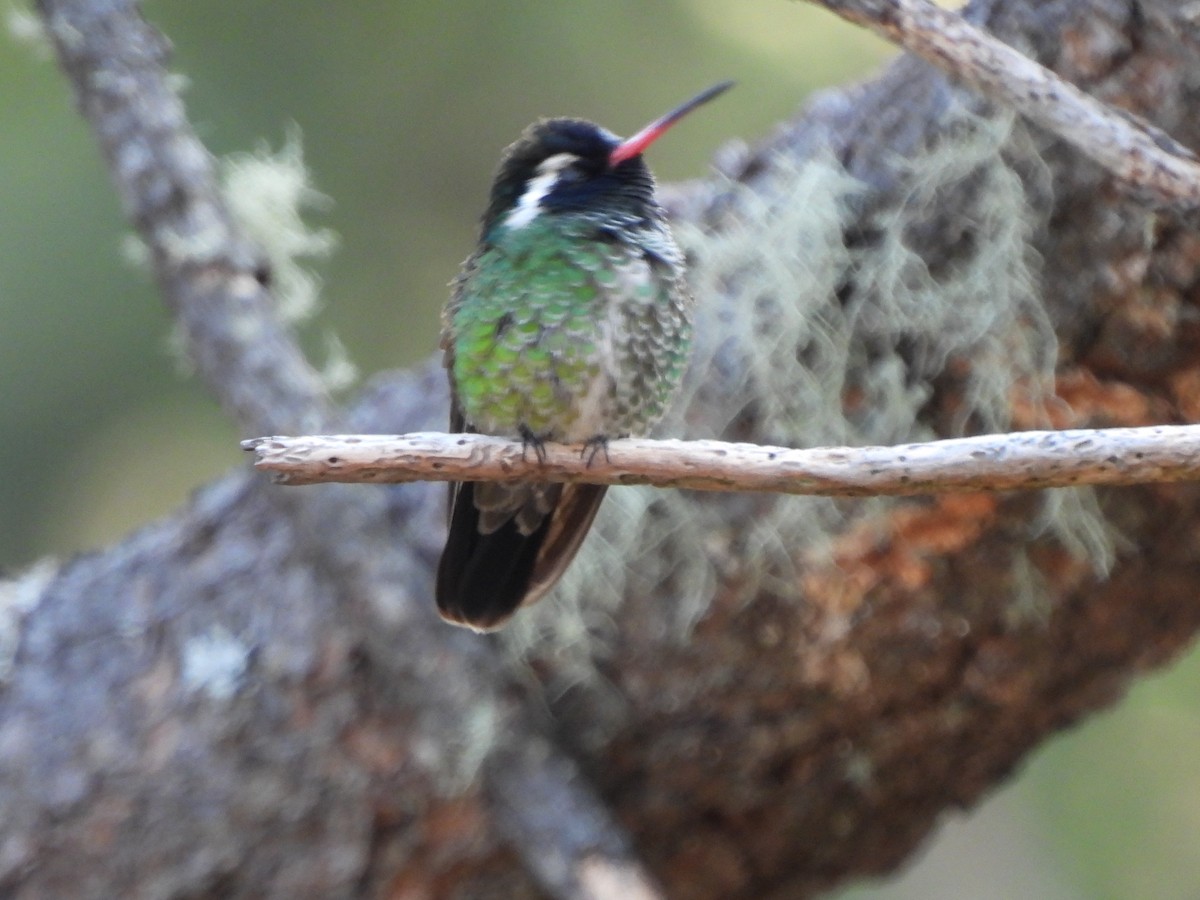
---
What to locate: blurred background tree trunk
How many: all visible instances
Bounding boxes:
[3,0,1199,897]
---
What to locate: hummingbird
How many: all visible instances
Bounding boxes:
[436,81,732,631]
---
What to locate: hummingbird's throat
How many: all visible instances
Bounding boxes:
[504,152,577,231]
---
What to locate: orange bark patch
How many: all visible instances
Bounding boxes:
[1168,366,1200,421]
[804,495,998,614]
[344,718,407,773]
[1049,369,1162,426]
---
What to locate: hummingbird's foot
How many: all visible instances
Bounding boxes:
[518,425,549,465]
[581,435,611,468]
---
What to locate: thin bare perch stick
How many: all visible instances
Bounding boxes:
[244,425,1200,495]
[807,0,1200,212]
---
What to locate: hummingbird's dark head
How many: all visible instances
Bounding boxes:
[480,81,734,237]
[481,119,652,235]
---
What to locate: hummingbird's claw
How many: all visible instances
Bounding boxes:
[519,425,549,465]
[582,435,611,468]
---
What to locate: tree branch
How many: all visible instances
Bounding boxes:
[243,425,1200,495]
[31,2,657,898]
[806,0,1200,212]
[14,0,1200,896]
[37,0,332,435]
[485,735,665,900]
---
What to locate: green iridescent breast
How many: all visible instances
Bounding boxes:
[445,215,692,442]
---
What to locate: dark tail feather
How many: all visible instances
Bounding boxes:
[524,484,607,608]
[436,483,608,631]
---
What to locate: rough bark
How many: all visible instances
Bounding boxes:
[4,0,1199,898]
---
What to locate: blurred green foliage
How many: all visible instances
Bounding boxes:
[1,2,1197,897]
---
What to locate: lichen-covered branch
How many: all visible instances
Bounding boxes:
[10,0,1200,898]
[244,425,1200,494]
[26,2,657,898]
[806,0,1200,212]
[36,0,332,435]
[484,735,665,900]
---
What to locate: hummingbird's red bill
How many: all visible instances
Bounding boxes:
[608,80,735,167]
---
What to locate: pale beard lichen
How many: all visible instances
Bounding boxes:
[7,2,50,59]
[159,135,351,388]
[218,131,339,327]
[501,107,1116,677]
[215,133,355,390]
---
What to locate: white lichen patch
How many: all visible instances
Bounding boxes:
[319,332,358,393]
[0,559,58,683]
[6,3,50,59]
[181,625,249,701]
[219,129,339,326]
[413,697,500,793]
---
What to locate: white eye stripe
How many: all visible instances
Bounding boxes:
[504,153,578,231]
[536,153,577,177]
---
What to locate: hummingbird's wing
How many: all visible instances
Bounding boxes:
[435,480,607,631]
